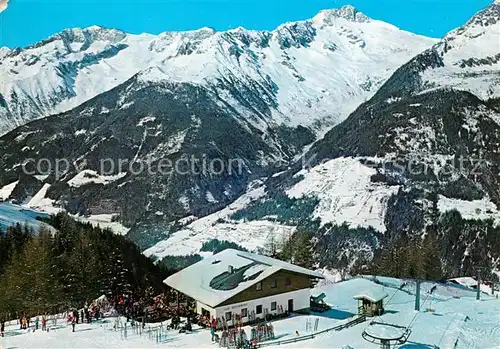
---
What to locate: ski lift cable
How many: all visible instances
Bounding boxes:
[370,281,407,324]
[385,285,404,307]
[379,278,417,310]
[362,290,431,348]
[407,291,433,329]
[362,281,437,348]
[436,312,460,348]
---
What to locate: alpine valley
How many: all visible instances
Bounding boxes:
[1,4,499,276]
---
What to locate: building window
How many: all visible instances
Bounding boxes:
[271,278,277,288]
[241,308,248,318]
[271,302,277,311]
[285,277,292,286]
[225,312,232,321]
[256,281,262,291]
[256,305,262,314]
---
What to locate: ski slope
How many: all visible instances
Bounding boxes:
[0,202,51,231]
[2,277,499,349]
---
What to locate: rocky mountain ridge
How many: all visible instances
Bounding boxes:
[0,5,435,135]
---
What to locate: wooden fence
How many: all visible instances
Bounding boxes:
[257,315,366,348]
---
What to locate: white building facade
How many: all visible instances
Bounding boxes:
[196,288,310,324]
[165,249,324,326]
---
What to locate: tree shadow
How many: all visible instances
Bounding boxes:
[273,333,291,340]
[384,309,400,314]
[3,330,27,337]
[158,336,180,344]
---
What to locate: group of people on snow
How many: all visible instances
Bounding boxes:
[14,315,49,332]
[66,300,105,332]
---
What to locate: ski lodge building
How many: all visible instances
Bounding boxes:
[164,249,324,325]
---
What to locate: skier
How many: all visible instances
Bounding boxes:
[35,316,39,330]
[71,316,76,332]
[1,319,5,337]
[42,316,47,331]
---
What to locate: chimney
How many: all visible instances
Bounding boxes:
[228,265,234,274]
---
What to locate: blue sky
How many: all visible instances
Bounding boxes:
[0,0,494,48]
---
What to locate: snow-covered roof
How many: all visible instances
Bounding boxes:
[364,323,407,340]
[448,277,477,287]
[164,249,324,308]
[353,289,389,303]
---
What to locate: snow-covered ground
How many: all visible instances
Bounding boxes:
[67,170,127,188]
[0,182,130,235]
[145,157,403,259]
[437,195,500,225]
[0,180,19,201]
[287,157,400,232]
[26,183,62,215]
[144,180,294,258]
[0,202,52,231]
[144,219,294,258]
[24,183,130,234]
[72,213,130,236]
[2,277,499,349]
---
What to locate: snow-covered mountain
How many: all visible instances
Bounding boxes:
[145,3,500,275]
[420,3,500,99]
[0,5,435,135]
[0,4,498,276]
[374,1,500,101]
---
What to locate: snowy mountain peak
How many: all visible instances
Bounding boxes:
[446,2,499,41]
[472,2,500,24]
[0,46,11,59]
[314,5,371,26]
[0,6,436,135]
[228,26,246,33]
[57,26,128,45]
[11,25,129,56]
[374,2,500,102]
[148,27,217,54]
